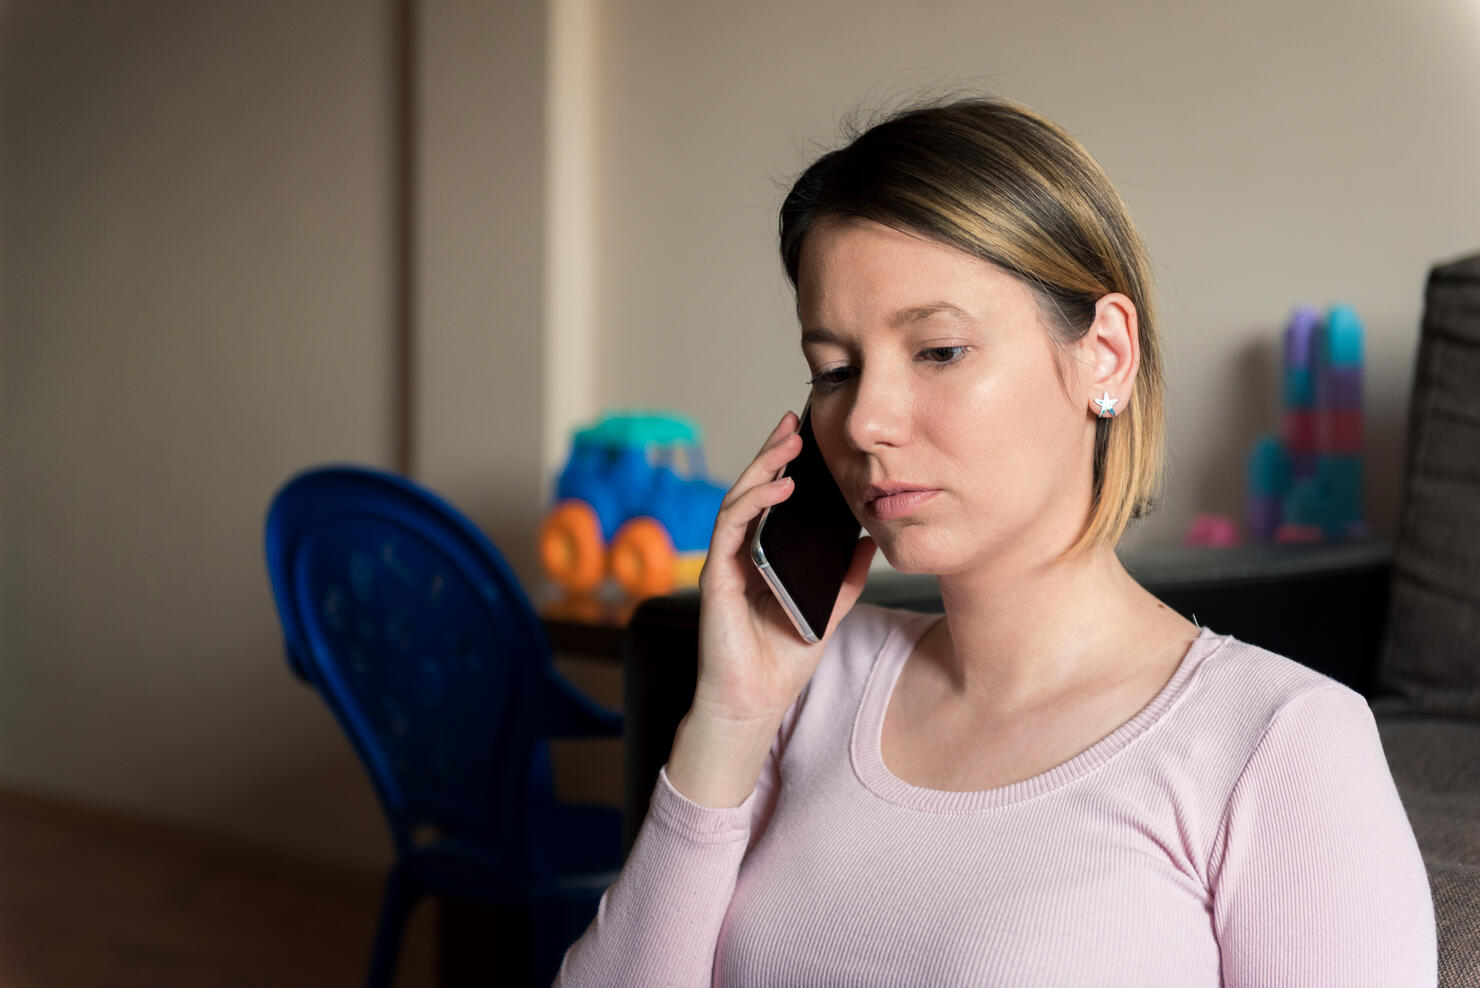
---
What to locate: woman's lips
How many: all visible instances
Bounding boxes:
[865,489,940,520]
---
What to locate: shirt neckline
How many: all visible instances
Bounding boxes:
[849,613,1227,812]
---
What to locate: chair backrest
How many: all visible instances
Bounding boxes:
[265,465,558,882]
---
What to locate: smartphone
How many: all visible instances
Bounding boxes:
[750,400,863,643]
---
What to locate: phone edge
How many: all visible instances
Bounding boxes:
[749,508,822,645]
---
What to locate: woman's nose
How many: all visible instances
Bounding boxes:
[843,367,909,451]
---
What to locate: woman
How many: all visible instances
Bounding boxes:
[557,97,1435,985]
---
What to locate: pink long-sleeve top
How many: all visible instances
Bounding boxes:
[557,604,1436,986]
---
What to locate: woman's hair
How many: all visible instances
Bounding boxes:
[778,96,1164,554]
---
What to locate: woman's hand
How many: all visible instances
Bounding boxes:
[666,410,875,807]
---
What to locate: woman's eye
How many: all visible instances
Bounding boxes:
[806,366,855,390]
[807,347,969,390]
[919,345,970,365]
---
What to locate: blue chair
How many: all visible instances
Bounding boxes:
[264,464,623,987]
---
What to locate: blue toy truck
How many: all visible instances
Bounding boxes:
[539,411,728,597]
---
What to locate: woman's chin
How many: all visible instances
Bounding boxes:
[871,532,959,577]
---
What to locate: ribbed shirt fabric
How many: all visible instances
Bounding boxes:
[556,604,1437,986]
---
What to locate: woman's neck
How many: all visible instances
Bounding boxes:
[925,545,1160,714]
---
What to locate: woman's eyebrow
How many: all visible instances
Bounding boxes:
[890,302,971,326]
[800,302,972,349]
[800,327,841,349]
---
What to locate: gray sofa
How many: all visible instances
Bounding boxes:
[1368,252,1480,986]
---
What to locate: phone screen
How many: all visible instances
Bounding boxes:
[750,402,862,642]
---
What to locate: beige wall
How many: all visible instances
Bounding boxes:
[591,0,1480,553]
[3,0,1479,870]
[0,0,549,870]
[0,1,402,867]
[414,0,549,578]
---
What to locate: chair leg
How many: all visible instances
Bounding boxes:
[367,865,417,988]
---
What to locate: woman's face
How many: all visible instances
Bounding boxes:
[797,216,1097,576]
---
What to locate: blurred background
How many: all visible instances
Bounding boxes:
[3,0,1479,983]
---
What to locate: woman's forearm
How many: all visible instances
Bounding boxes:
[665,703,784,809]
[553,762,760,987]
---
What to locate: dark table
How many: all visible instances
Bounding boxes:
[539,592,634,659]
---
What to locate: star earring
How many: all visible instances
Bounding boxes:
[1093,392,1119,418]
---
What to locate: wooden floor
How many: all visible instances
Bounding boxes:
[0,789,438,988]
[0,657,622,987]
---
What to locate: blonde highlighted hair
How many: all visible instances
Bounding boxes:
[779,97,1164,553]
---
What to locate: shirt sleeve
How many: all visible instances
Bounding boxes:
[1208,683,1437,986]
[554,692,805,987]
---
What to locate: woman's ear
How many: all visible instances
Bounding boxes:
[1077,292,1140,420]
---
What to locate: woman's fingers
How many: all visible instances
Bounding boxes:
[708,474,793,563]
[700,411,803,594]
[757,410,797,454]
[722,413,802,511]
[722,432,801,512]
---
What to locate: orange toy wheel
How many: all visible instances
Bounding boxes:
[539,500,606,594]
[609,517,678,598]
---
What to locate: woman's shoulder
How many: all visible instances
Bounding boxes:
[1180,629,1375,751]
[1157,632,1393,864]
